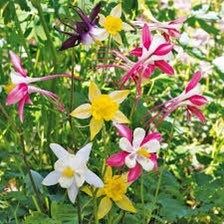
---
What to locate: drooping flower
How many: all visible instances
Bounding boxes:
[5,51,70,122]
[70,81,129,140]
[107,124,161,182]
[82,166,136,219]
[96,4,133,44]
[163,71,208,122]
[56,2,103,50]
[42,143,103,203]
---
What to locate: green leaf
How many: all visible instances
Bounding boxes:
[24,212,60,224]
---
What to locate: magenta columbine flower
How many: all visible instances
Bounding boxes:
[5,51,69,122]
[163,71,208,122]
[56,3,103,50]
[107,124,161,182]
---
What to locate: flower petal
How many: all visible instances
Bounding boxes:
[67,182,79,203]
[125,153,137,168]
[106,151,128,167]
[109,90,129,104]
[42,171,60,186]
[142,24,152,49]
[122,22,134,31]
[137,157,154,171]
[89,81,101,102]
[187,105,206,123]
[104,166,112,181]
[75,143,92,163]
[98,197,112,219]
[113,33,122,44]
[188,95,207,106]
[154,60,174,75]
[59,36,80,51]
[90,118,104,140]
[115,195,136,213]
[153,43,173,56]
[50,143,70,159]
[119,137,133,152]
[114,123,133,142]
[128,164,142,182]
[85,169,104,188]
[141,132,161,145]
[185,71,202,93]
[110,4,122,17]
[130,47,143,57]
[99,14,106,26]
[70,103,92,119]
[133,128,146,148]
[89,2,101,23]
[112,111,129,124]
[74,174,85,188]
[58,176,74,188]
[18,94,30,122]
[141,139,160,153]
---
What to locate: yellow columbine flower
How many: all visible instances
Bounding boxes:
[97,4,133,44]
[70,82,130,140]
[82,166,136,219]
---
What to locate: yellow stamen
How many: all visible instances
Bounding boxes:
[91,94,119,121]
[4,83,16,93]
[103,15,123,35]
[137,147,150,158]
[62,167,75,178]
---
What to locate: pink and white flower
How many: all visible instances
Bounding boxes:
[5,51,70,122]
[163,71,208,122]
[107,124,161,182]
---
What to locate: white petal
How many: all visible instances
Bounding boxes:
[99,14,106,26]
[85,169,104,188]
[75,173,85,188]
[125,153,137,168]
[122,22,134,31]
[58,176,74,188]
[133,128,146,149]
[10,71,28,84]
[142,139,160,153]
[137,157,154,171]
[67,182,79,203]
[92,28,108,41]
[113,33,122,44]
[110,4,122,17]
[119,137,133,152]
[50,143,70,159]
[42,171,60,186]
[75,143,92,163]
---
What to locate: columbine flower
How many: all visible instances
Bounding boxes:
[70,81,129,140]
[42,143,103,203]
[82,166,136,219]
[163,71,208,122]
[56,3,103,50]
[5,51,69,122]
[97,4,133,44]
[107,124,161,182]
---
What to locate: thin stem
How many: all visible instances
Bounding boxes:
[76,195,82,224]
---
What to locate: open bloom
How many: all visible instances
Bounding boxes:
[82,166,136,219]
[42,143,103,203]
[97,4,133,44]
[107,124,161,182]
[56,3,103,50]
[163,71,208,122]
[70,81,129,140]
[5,51,69,122]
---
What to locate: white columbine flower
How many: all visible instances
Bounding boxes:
[42,143,104,203]
[213,56,224,73]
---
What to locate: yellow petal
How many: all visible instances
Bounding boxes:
[90,118,104,140]
[109,90,129,104]
[112,111,129,123]
[122,22,134,31]
[81,186,93,196]
[110,4,122,17]
[115,195,136,213]
[99,14,106,26]
[113,33,122,44]
[89,81,101,102]
[97,197,112,219]
[104,166,112,181]
[70,103,92,119]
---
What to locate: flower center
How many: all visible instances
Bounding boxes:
[91,94,118,121]
[103,175,127,201]
[62,166,75,178]
[4,83,16,93]
[103,15,123,35]
[137,147,150,158]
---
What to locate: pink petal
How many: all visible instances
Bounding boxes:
[187,106,206,123]
[128,163,142,182]
[18,94,31,122]
[142,24,152,49]
[143,64,155,78]
[6,83,28,105]
[150,154,158,170]
[141,132,161,145]
[130,47,143,57]
[153,43,173,56]
[188,95,207,106]
[185,71,202,93]
[168,29,180,38]
[9,51,27,77]
[114,123,133,142]
[169,16,186,25]
[106,151,128,167]
[154,60,174,75]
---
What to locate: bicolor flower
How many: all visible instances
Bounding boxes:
[163,71,208,122]
[5,51,70,122]
[107,124,161,182]
[97,4,133,44]
[42,143,103,203]
[70,81,129,140]
[82,166,136,219]
[56,3,103,50]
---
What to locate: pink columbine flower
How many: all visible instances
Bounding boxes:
[107,124,161,182]
[163,71,208,122]
[5,51,70,122]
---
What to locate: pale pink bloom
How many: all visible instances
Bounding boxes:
[163,71,208,122]
[6,51,70,122]
[107,124,161,182]
[173,0,191,12]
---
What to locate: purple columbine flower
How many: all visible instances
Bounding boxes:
[56,2,102,50]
